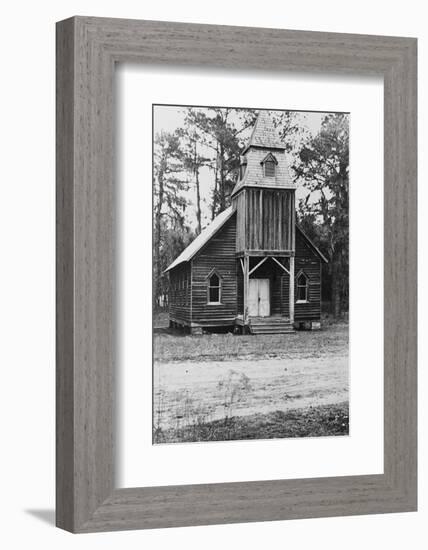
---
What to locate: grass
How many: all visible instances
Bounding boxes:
[154,311,348,363]
[153,311,349,444]
[154,401,349,444]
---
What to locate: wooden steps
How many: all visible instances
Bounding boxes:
[249,316,295,335]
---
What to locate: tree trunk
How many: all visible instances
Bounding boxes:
[331,257,341,318]
[193,141,202,234]
[154,166,164,309]
[212,143,219,220]
[219,143,226,211]
[195,169,201,234]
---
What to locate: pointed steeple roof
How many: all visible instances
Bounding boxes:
[231,110,294,197]
[243,110,285,153]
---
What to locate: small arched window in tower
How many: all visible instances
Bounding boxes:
[296,271,309,303]
[261,153,278,178]
[264,160,276,177]
[207,270,221,304]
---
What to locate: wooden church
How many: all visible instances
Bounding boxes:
[165,110,327,335]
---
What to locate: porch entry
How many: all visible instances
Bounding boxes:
[248,278,270,317]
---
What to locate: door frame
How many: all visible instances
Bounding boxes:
[248,278,270,317]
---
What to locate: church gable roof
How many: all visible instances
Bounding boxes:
[296,225,329,263]
[164,206,235,272]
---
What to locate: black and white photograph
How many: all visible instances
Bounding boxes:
[153,105,349,445]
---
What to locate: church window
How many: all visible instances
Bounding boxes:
[207,271,221,304]
[296,271,309,302]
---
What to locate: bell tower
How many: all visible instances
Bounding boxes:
[232,110,296,325]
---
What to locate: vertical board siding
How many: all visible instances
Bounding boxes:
[237,188,295,251]
[191,213,237,324]
[234,193,246,253]
[295,229,322,321]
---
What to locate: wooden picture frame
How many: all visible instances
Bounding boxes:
[56,16,417,533]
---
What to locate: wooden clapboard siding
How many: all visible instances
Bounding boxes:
[294,229,322,321]
[168,220,322,326]
[168,262,192,324]
[235,188,294,253]
[271,275,282,315]
[281,273,290,317]
[191,213,237,325]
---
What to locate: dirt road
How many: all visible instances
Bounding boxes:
[154,355,348,431]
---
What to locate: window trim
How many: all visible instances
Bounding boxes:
[261,152,278,178]
[296,270,309,303]
[264,159,276,177]
[206,269,222,305]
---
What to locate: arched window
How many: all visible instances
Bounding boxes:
[261,152,278,178]
[296,271,309,302]
[207,271,221,304]
[264,160,276,177]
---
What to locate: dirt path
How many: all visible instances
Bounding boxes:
[154,355,348,431]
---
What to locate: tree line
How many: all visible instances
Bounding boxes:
[153,107,349,317]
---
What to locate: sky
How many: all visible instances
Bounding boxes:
[153,105,333,230]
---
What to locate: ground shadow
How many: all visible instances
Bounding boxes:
[153,326,177,335]
[25,509,55,526]
[154,326,192,337]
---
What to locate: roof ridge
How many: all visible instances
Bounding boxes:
[296,225,329,263]
[247,110,285,151]
[164,206,235,272]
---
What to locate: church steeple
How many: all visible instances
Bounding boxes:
[232,109,297,326]
[232,110,295,198]
[232,109,296,255]
[244,109,286,152]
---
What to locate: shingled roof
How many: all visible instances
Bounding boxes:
[243,110,285,153]
[164,206,235,272]
[232,110,294,197]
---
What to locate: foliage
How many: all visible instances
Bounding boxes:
[176,123,210,235]
[271,110,304,152]
[293,113,349,315]
[216,369,252,421]
[152,108,256,307]
[182,108,257,218]
[153,402,349,444]
[153,130,189,308]
[153,312,348,363]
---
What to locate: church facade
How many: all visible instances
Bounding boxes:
[165,110,327,334]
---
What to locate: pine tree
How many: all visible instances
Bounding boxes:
[294,113,349,316]
[153,130,188,308]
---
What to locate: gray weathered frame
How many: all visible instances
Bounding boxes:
[56,16,417,533]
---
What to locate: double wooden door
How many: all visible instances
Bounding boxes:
[248,278,270,317]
